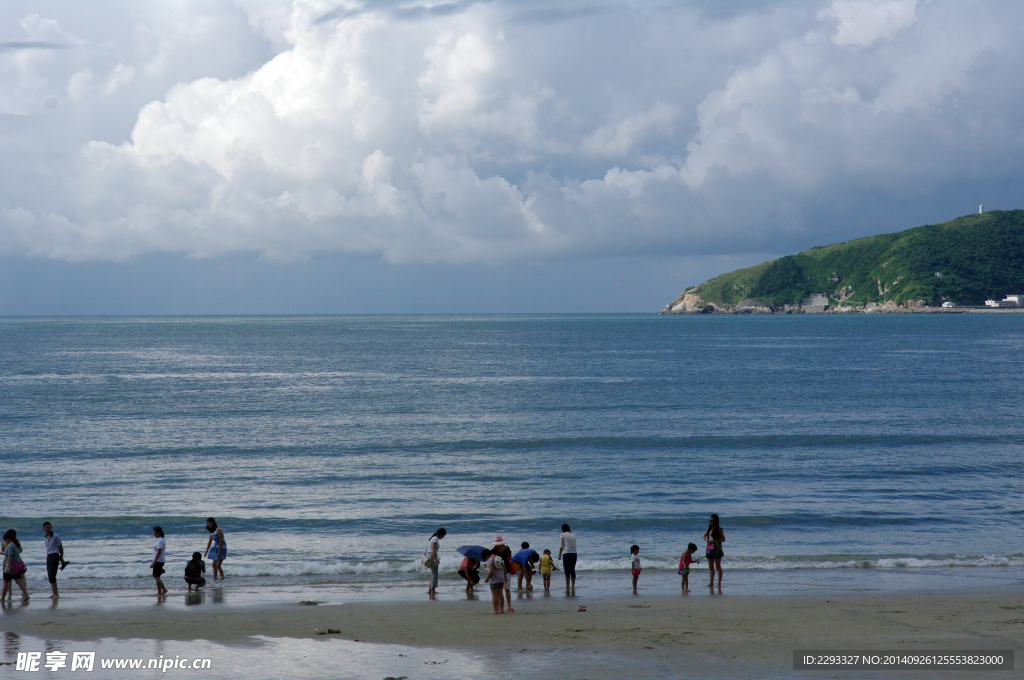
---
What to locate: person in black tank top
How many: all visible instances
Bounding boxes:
[702,514,725,588]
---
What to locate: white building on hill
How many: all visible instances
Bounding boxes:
[985,295,1023,307]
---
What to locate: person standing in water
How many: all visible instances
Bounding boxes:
[204,518,226,580]
[558,523,578,594]
[43,522,68,599]
[457,555,480,591]
[539,549,556,592]
[151,526,168,596]
[629,544,641,592]
[425,528,446,595]
[2,530,30,602]
[512,542,539,591]
[679,542,698,593]
[703,514,725,588]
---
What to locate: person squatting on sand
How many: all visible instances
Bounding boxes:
[483,547,506,613]
[151,526,168,596]
[558,523,577,594]
[703,514,725,588]
[184,552,207,591]
[679,542,699,593]
[204,518,226,580]
[424,528,446,595]
[43,521,68,599]
[2,529,30,602]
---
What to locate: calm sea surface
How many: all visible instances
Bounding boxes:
[1,314,1021,596]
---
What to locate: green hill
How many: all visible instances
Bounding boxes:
[662,210,1024,311]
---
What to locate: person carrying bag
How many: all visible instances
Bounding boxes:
[423,528,446,595]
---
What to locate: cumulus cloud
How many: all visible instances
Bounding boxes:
[581,102,679,157]
[67,68,93,101]
[2,0,1024,266]
[825,0,918,48]
[104,63,136,94]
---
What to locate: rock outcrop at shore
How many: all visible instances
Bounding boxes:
[659,292,932,314]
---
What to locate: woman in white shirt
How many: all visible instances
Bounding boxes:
[425,528,446,595]
[557,523,577,593]
[150,526,168,595]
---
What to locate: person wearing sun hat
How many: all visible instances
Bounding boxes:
[492,535,515,612]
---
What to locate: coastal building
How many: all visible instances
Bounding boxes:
[984,295,1023,307]
[941,302,955,308]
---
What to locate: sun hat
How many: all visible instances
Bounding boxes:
[492,535,505,546]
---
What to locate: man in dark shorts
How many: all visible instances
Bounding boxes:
[43,522,68,599]
[457,556,481,590]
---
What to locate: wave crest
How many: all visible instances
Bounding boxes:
[18,552,1024,582]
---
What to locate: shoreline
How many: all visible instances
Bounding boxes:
[8,561,1022,605]
[3,589,1020,678]
[4,587,1021,647]
[659,305,1024,314]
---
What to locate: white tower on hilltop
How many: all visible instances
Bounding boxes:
[979,204,983,214]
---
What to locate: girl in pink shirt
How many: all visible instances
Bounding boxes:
[678,542,698,593]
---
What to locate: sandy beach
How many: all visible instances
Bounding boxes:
[3,589,1020,678]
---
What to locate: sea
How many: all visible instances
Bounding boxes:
[1,314,1022,601]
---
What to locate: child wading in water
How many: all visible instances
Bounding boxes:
[679,543,699,593]
[184,552,207,591]
[539,549,556,592]
[629,544,641,592]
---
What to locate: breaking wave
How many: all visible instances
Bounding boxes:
[22,552,1023,584]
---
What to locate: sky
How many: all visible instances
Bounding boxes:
[2,0,1023,314]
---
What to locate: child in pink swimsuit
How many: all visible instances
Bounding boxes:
[679,542,699,593]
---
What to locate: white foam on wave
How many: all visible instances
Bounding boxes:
[20,562,152,583]
[21,552,1023,584]
[598,554,1024,571]
[21,559,428,582]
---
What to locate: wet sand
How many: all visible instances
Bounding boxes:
[3,589,1021,678]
